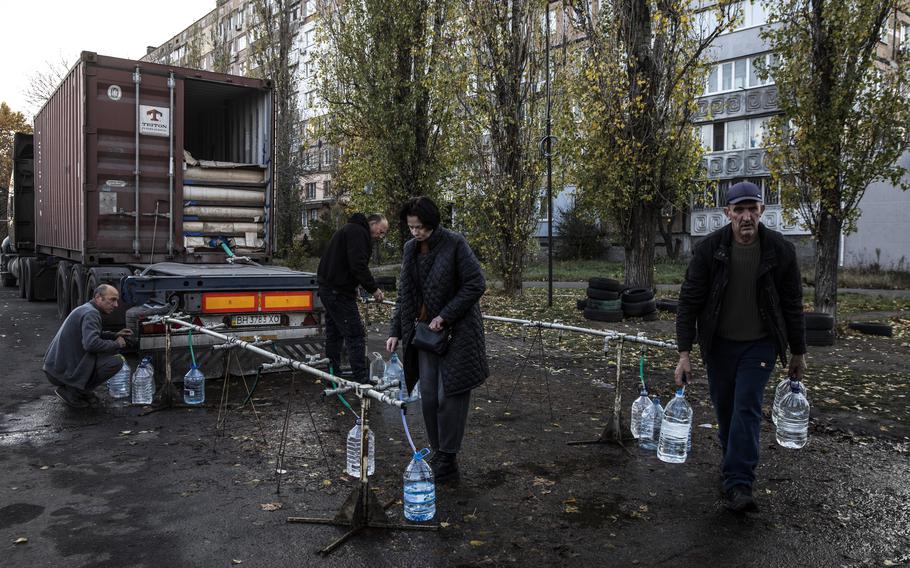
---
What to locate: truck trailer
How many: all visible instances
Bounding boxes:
[0,52,324,378]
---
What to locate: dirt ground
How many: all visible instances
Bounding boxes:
[1,289,908,567]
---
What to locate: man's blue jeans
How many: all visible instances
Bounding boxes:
[318,287,367,383]
[705,336,777,492]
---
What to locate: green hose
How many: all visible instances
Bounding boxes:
[328,366,355,412]
[639,354,646,389]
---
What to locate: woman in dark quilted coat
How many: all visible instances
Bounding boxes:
[386,196,488,483]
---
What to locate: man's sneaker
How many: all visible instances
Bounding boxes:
[725,485,758,512]
[55,386,90,409]
[79,390,102,406]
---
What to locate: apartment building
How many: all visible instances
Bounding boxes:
[141,0,336,234]
[692,1,910,267]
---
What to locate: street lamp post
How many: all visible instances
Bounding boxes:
[543,2,556,308]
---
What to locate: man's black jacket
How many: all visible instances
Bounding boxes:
[676,223,806,366]
[316,213,377,297]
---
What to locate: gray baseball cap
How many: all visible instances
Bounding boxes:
[726,181,763,205]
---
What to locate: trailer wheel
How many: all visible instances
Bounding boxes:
[56,261,73,320]
[17,260,27,299]
[86,271,101,304]
[23,258,37,302]
[70,265,87,312]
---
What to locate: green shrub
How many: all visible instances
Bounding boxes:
[554,202,606,260]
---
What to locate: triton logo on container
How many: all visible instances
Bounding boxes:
[139,105,170,137]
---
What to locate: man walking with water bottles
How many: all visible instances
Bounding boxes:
[674,181,807,512]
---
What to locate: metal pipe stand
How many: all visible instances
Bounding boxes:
[568,337,635,454]
[286,397,437,556]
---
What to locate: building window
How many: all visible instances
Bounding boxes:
[721,1,769,34]
[705,53,775,95]
[881,16,891,44]
[310,209,319,221]
[703,117,771,152]
[323,180,331,196]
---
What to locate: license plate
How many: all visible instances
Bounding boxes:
[231,314,282,327]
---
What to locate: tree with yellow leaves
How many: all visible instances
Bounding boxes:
[562,0,736,287]
[762,0,910,316]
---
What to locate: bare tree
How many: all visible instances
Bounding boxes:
[23,54,74,116]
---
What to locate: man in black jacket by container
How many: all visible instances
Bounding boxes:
[317,213,389,383]
[675,181,807,513]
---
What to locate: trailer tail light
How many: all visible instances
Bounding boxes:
[141,321,167,335]
[303,313,318,326]
[261,291,313,312]
[202,292,258,313]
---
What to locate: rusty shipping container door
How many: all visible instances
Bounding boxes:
[33,52,273,265]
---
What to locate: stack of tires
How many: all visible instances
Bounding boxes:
[804,312,835,346]
[621,287,658,321]
[374,275,397,292]
[583,278,624,322]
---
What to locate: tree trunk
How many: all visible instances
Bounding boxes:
[623,201,658,289]
[657,211,681,261]
[502,268,524,296]
[813,208,840,316]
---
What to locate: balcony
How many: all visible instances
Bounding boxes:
[702,148,771,179]
[690,205,810,237]
[694,85,779,123]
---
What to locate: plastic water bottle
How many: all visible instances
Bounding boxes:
[652,397,663,443]
[183,364,205,405]
[369,352,386,384]
[630,388,650,439]
[638,398,660,450]
[108,356,131,399]
[131,357,155,405]
[776,380,810,449]
[403,448,436,521]
[345,418,375,477]
[385,353,410,402]
[772,376,805,425]
[658,388,693,464]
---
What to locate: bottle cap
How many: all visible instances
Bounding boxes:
[414,448,431,461]
[676,388,685,397]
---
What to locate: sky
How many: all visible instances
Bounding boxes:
[0,0,216,118]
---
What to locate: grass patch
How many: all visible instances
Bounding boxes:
[519,258,688,284]
[802,266,910,290]
[824,293,910,315]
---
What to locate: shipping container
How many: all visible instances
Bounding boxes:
[33,51,274,265]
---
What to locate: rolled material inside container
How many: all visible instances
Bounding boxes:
[183,186,265,204]
[184,166,265,185]
[183,221,264,234]
[184,236,265,248]
[183,206,264,220]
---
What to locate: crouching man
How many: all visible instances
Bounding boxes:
[43,284,132,408]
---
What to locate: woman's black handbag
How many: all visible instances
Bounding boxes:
[411,321,451,355]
